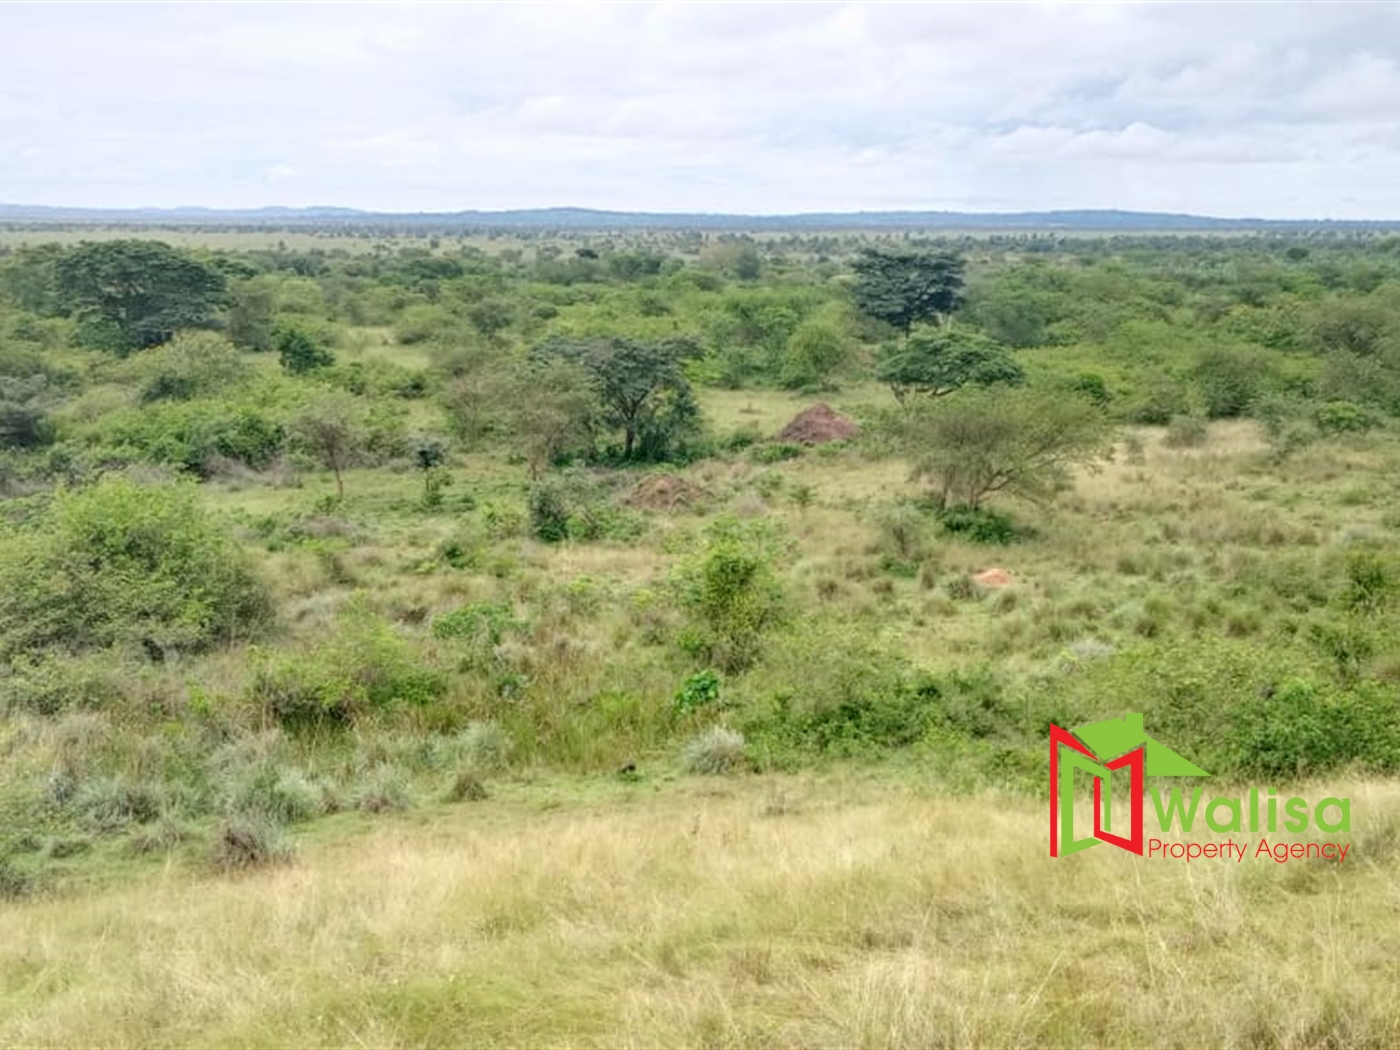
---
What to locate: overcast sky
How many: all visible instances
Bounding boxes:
[3,2,1399,218]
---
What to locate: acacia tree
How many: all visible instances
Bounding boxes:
[850,247,965,336]
[535,335,703,462]
[878,327,1024,404]
[53,240,226,354]
[291,390,368,501]
[900,387,1115,510]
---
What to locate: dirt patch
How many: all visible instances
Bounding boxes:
[972,568,1013,587]
[627,474,708,512]
[775,403,859,445]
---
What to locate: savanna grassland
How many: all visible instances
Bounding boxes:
[2,226,1400,1047]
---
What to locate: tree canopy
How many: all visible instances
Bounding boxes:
[534,335,704,462]
[53,240,227,354]
[878,326,1024,403]
[899,386,1115,510]
[850,247,966,335]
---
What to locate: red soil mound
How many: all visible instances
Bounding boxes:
[775,403,859,445]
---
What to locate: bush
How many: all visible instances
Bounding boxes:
[1315,400,1380,435]
[351,764,410,813]
[749,441,804,464]
[0,477,273,660]
[225,766,326,824]
[211,816,293,872]
[250,601,446,728]
[901,387,1115,510]
[1194,346,1273,419]
[457,720,512,771]
[937,505,1018,545]
[681,726,747,775]
[73,776,163,834]
[1224,677,1400,778]
[528,479,570,542]
[673,518,790,674]
[674,669,722,715]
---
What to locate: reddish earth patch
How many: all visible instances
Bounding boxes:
[626,474,708,512]
[972,568,1013,587]
[775,403,860,445]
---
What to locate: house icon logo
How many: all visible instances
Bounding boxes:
[1049,713,1209,857]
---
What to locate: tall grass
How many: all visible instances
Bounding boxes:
[1,774,1397,1048]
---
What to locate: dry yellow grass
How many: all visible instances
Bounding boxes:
[2,773,1398,1048]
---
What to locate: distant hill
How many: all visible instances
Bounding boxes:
[1,202,1397,231]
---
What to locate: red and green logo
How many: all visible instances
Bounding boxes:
[1049,713,1208,857]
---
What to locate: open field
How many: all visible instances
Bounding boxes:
[4,229,1400,1046]
[3,771,1399,1048]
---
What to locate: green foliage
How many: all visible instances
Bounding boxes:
[900,386,1115,510]
[937,505,1019,545]
[781,317,850,390]
[133,331,251,403]
[1193,346,1274,419]
[1314,400,1380,435]
[850,247,965,335]
[290,390,373,499]
[225,276,278,351]
[749,441,804,464]
[249,602,445,729]
[877,326,1024,403]
[674,669,722,715]
[1039,637,1400,780]
[276,325,335,375]
[533,335,704,462]
[0,375,55,450]
[54,240,226,354]
[0,477,272,660]
[674,518,790,674]
[528,479,571,543]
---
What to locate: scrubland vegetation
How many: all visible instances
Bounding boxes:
[3,225,1400,1045]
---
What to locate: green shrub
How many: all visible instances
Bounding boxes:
[0,477,273,660]
[1125,374,1191,425]
[1224,677,1400,778]
[457,720,512,771]
[749,442,804,464]
[937,505,1018,545]
[673,518,790,674]
[528,479,570,543]
[225,766,326,824]
[250,602,446,728]
[1314,400,1380,435]
[674,669,722,715]
[352,764,411,813]
[1194,346,1273,419]
[73,776,163,834]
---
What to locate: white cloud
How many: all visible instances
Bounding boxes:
[0,2,1397,217]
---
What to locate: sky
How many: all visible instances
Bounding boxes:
[3,2,1399,219]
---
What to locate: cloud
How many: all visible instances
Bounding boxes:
[0,2,1397,217]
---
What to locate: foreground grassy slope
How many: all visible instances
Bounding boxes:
[3,771,1399,1049]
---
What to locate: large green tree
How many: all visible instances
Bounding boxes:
[899,387,1114,510]
[535,335,703,462]
[53,240,227,354]
[850,247,965,336]
[878,326,1024,404]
